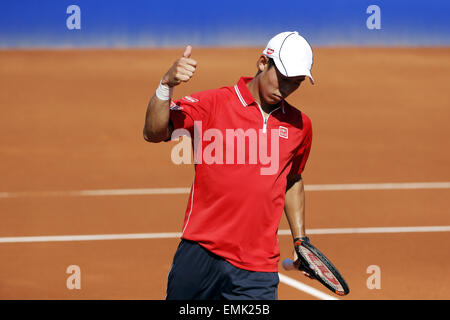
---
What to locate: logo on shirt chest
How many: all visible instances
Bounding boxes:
[279,126,288,139]
[182,96,199,103]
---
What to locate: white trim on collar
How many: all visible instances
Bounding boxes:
[235,83,286,113]
[234,84,248,107]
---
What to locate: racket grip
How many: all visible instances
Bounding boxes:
[282,258,296,271]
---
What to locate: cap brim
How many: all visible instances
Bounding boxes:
[270,56,315,84]
[307,72,315,85]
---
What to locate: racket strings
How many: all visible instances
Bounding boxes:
[299,246,345,293]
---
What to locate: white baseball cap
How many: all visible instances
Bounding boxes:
[263,31,314,84]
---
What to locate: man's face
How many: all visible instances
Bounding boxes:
[258,56,306,105]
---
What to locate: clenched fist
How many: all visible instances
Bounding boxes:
[161,45,197,87]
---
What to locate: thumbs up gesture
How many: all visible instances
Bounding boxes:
[161,45,197,87]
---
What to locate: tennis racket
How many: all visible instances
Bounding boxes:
[282,237,350,296]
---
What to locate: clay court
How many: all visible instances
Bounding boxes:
[0,47,449,299]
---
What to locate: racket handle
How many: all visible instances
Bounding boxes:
[282,258,296,271]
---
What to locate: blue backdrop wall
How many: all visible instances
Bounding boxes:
[0,0,449,48]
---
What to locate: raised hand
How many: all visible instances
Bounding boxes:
[161,45,197,87]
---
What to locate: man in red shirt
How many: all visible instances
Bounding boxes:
[143,31,314,300]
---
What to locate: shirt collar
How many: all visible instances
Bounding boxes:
[234,77,255,107]
[234,76,286,114]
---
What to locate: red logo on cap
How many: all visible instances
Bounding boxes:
[266,48,274,54]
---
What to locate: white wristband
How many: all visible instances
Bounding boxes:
[155,81,173,101]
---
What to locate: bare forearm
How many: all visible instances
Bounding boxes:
[284,175,307,240]
[143,94,171,142]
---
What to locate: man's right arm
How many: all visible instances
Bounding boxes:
[143,45,197,143]
[143,93,173,143]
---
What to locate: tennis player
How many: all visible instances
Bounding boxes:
[143,31,314,300]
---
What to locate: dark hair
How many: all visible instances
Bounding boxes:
[256,57,276,76]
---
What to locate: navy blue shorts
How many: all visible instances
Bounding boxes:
[166,240,279,300]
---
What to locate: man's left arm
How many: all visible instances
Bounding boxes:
[284,174,306,241]
[284,174,315,277]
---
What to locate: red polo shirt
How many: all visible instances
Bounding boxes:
[167,77,312,272]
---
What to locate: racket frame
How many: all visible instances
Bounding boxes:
[294,237,350,296]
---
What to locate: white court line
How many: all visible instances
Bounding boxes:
[2,227,448,301]
[1,225,450,243]
[279,225,450,235]
[0,183,446,301]
[0,182,449,198]
[278,273,339,300]
[305,182,450,191]
[0,188,191,199]
[0,232,182,243]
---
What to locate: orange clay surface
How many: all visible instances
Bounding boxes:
[0,48,449,299]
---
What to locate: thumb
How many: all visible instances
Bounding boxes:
[183,45,192,58]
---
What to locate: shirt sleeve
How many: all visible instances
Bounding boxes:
[288,121,313,176]
[168,91,214,136]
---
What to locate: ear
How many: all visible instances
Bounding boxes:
[257,55,269,73]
